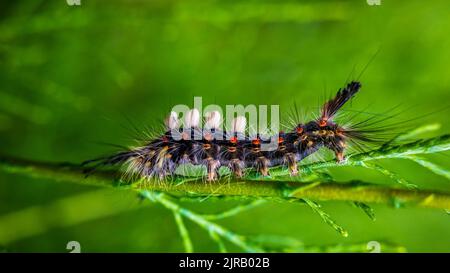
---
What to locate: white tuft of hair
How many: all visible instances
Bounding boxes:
[232,116,247,134]
[204,111,221,129]
[185,108,200,128]
[164,111,179,130]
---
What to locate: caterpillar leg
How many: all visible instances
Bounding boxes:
[206,158,220,182]
[229,159,244,178]
[255,156,270,176]
[335,150,345,163]
[328,140,346,163]
[284,153,298,176]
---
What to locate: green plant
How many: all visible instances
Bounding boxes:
[0,125,449,252]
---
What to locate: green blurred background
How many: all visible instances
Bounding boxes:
[0,0,449,252]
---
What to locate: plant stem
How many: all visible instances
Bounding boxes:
[1,156,449,210]
[141,191,264,252]
[172,211,194,253]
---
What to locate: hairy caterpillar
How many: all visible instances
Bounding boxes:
[85,81,378,181]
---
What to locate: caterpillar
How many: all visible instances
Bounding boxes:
[85,81,377,182]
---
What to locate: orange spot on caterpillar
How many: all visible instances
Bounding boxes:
[336,128,345,136]
[296,127,303,134]
[252,138,260,145]
[230,136,237,144]
[278,137,284,143]
[319,119,327,127]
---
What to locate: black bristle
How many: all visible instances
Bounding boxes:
[321,81,362,121]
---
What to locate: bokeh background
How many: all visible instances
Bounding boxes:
[0,0,449,252]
